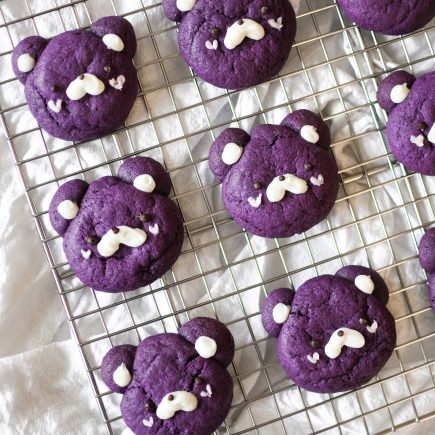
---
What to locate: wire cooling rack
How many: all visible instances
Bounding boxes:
[1,0,435,434]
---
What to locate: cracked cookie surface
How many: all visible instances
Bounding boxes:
[49,157,183,293]
[262,265,396,393]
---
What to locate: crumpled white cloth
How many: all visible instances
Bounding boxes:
[1,0,435,434]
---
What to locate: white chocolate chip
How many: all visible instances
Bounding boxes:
[17,53,35,73]
[272,303,291,324]
[102,34,124,52]
[390,83,410,104]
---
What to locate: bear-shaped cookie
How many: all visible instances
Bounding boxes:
[419,228,435,310]
[101,317,235,435]
[261,265,396,393]
[49,157,183,293]
[209,110,339,238]
[162,0,296,89]
[12,16,137,142]
[337,0,435,35]
[377,70,435,175]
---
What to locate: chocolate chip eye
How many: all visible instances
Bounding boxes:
[51,85,60,92]
[310,339,320,348]
[278,175,285,181]
[211,28,220,38]
[359,317,369,325]
[254,182,262,190]
[419,122,428,131]
[144,401,155,412]
[112,226,120,234]
[138,213,151,223]
[168,394,175,401]
[304,164,312,171]
[337,330,344,337]
[194,377,203,385]
[79,74,85,80]
[238,19,244,25]
[261,6,269,15]
[104,65,111,73]
[85,235,97,244]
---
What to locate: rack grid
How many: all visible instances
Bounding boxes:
[1,0,435,434]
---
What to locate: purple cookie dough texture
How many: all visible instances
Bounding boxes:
[209,110,339,238]
[377,70,435,175]
[49,157,184,293]
[163,0,296,89]
[337,0,435,35]
[419,228,435,310]
[261,266,396,393]
[12,16,138,142]
[101,317,235,435]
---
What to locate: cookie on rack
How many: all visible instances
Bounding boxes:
[337,0,435,35]
[261,265,396,393]
[209,110,339,238]
[419,228,435,310]
[377,70,435,175]
[49,157,184,293]
[12,16,137,142]
[162,0,296,89]
[101,317,234,435]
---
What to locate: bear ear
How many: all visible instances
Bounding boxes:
[261,288,295,338]
[209,128,250,182]
[101,344,137,394]
[12,36,48,85]
[335,265,389,305]
[49,179,89,237]
[280,110,331,150]
[91,16,137,59]
[179,317,235,367]
[419,228,435,274]
[162,0,197,22]
[377,71,415,113]
[117,157,172,197]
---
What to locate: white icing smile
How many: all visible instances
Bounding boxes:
[266,174,308,203]
[48,99,63,113]
[156,391,198,420]
[176,0,197,12]
[307,352,320,364]
[143,417,154,428]
[390,83,410,104]
[248,193,262,208]
[224,19,265,50]
[325,327,365,359]
[102,34,124,52]
[366,320,378,334]
[410,134,425,147]
[200,384,212,398]
[354,275,374,295]
[149,223,159,235]
[109,75,126,90]
[268,17,283,31]
[58,199,79,220]
[17,53,35,73]
[97,226,147,257]
[81,249,91,260]
[66,73,105,101]
[205,40,218,50]
[428,122,435,144]
[310,174,324,186]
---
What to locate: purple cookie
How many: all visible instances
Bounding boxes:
[337,0,435,35]
[419,228,435,310]
[209,110,339,238]
[101,317,235,434]
[49,157,184,293]
[12,17,137,142]
[262,266,396,393]
[162,0,296,89]
[377,70,435,175]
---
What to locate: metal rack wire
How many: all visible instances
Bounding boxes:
[1,0,435,434]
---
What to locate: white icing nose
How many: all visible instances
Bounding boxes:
[66,73,105,101]
[266,174,308,203]
[97,226,147,257]
[428,122,435,144]
[325,327,365,359]
[156,391,198,420]
[224,19,265,50]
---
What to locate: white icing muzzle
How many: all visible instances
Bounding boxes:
[428,122,435,144]
[97,226,147,257]
[266,174,308,202]
[66,73,105,101]
[325,327,365,359]
[224,19,265,50]
[156,391,198,420]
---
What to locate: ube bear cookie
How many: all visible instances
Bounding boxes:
[162,0,296,89]
[12,16,137,141]
[209,110,339,238]
[262,266,396,393]
[419,228,435,310]
[337,0,435,36]
[101,317,234,435]
[377,70,435,175]
[49,157,184,293]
